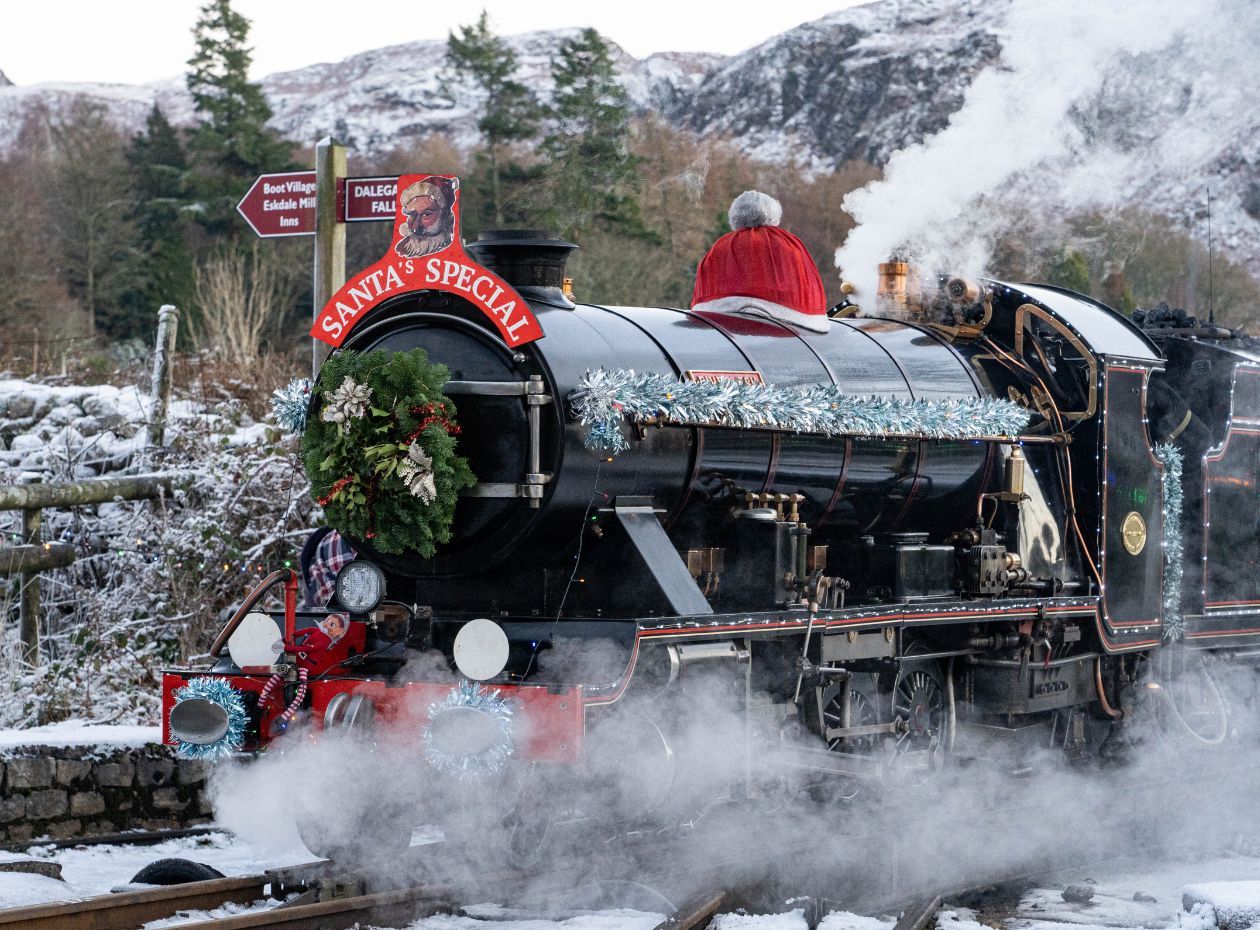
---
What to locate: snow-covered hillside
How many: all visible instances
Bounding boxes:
[0,0,1255,276]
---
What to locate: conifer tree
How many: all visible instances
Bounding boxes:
[186,0,291,235]
[114,105,196,338]
[444,12,538,226]
[542,29,644,241]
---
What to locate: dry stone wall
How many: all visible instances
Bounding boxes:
[0,744,210,842]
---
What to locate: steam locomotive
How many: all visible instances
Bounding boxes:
[161,230,1260,859]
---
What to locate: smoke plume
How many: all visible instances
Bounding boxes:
[833,0,1259,300]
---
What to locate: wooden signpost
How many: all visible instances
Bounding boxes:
[237,137,398,375]
[238,139,544,377]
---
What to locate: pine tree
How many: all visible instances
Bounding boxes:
[186,0,291,235]
[542,29,645,241]
[444,12,539,226]
[113,105,196,339]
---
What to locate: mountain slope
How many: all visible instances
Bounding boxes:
[0,0,1255,278]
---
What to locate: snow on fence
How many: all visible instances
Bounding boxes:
[0,305,316,730]
[0,473,188,665]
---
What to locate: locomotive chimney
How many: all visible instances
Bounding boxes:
[877,260,929,319]
[466,229,579,309]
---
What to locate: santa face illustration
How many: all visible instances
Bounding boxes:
[396,179,454,258]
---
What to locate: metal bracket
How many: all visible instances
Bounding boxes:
[612,497,713,616]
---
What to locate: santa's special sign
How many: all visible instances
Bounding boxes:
[310,173,543,347]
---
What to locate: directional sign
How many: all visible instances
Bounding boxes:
[236,171,317,237]
[343,176,397,222]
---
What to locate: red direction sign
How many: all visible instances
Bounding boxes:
[236,171,317,237]
[343,176,397,222]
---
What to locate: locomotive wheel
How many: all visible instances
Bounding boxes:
[890,649,951,784]
[1153,653,1229,749]
[820,673,882,802]
[296,802,412,863]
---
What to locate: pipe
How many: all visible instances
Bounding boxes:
[209,570,291,657]
[1094,657,1122,718]
[283,570,298,647]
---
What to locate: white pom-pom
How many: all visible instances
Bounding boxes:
[728,191,782,230]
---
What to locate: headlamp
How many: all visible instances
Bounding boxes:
[333,561,385,615]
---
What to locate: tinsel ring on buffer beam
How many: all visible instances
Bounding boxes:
[170,677,249,761]
[423,680,515,780]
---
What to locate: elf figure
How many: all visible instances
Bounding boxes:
[293,612,350,656]
[691,191,829,333]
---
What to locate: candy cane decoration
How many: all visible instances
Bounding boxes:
[280,668,310,723]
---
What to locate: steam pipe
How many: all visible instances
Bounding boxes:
[209,570,291,657]
[1094,657,1122,718]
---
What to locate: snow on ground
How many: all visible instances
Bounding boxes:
[391,910,665,930]
[818,913,896,930]
[0,720,159,752]
[1011,854,1260,930]
[4,832,1260,929]
[710,910,808,928]
[0,830,304,908]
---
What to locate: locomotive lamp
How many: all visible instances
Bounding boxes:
[452,617,511,681]
[333,561,385,616]
[169,695,229,746]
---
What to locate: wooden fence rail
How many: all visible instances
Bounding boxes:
[0,472,188,665]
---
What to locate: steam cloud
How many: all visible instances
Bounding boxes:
[205,645,1260,920]
[834,0,1258,299]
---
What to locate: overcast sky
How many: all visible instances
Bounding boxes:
[1,0,868,86]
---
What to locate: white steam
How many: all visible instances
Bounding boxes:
[834,0,1220,299]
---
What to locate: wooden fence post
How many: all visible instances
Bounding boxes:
[19,507,41,665]
[147,304,180,448]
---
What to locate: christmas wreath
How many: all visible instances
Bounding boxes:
[300,348,476,557]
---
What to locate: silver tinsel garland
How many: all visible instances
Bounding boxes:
[271,377,312,434]
[423,680,514,780]
[171,677,248,761]
[1155,442,1184,641]
[569,368,1033,453]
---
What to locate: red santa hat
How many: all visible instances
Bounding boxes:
[690,191,829,333]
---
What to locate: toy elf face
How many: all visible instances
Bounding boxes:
[319,612,350,644]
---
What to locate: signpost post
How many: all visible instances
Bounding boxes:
[312,138,347,376]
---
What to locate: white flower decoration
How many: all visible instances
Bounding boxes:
[397,441,437,503]
[321,376,372,430]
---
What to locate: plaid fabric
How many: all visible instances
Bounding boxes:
[307,530,355,607]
